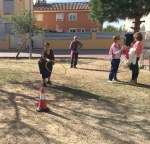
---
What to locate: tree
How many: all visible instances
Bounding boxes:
[8,9,47,59]
[103,25,127,32]
[89,0,150,33]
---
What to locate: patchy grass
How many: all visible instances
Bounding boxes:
[0,58,150,144]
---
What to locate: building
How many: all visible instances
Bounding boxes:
[0,0,33,34]
[124,14,150,48]
[34,1,102,33]
[124,14,150,32]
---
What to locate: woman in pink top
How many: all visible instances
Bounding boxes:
[130,32,143,84]
[108,35,124,83]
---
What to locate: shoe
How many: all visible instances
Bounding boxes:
[129,80,136,85]
[74,66,77,68]
[107,80,113,84]
[114,78,121,82]
[70,66,73,68]
[43,83,47,87]
[134,79,137,84]
[47,81,51,85]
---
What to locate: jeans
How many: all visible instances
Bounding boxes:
[108,59,120,81]
[71,52,78,67]
[131,57,140,80]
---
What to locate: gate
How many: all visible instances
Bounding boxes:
[9,35,16,49]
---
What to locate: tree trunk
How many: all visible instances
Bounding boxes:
[15,36,31,59]
[134,17,141,34]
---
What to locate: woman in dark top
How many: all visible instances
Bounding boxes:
[38,43,54,87]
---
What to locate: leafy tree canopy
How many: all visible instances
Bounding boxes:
[103,25,127,32]
[89,0,150,33]
[8,9,47,35]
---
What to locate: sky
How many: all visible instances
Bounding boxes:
[33,0,124,28]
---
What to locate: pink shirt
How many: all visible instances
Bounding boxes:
[133,41,142,57]
[109,43,121,59]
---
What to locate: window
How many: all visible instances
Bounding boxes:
[69,29,76,32]
[35,14,43,21]
[81,29,85,32]
[3,0,14,14]
[91,29,98,32]
[56,14,63,21]
[69,13,77,21]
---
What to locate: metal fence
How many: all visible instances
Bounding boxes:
[45,32,92,40]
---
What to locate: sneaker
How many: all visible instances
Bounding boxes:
[114,78,121,82]
[47,81,51,85]
[107,80,113,84]
[74,66,77,68]
[129,80,136,85]
[43,83,47,87]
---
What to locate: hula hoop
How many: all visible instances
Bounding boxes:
[45,60,67,75]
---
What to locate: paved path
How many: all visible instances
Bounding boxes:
[0,49,149,68]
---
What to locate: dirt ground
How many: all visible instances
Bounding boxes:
[0,58,150,144]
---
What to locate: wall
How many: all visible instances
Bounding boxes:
[0,32,146,50]
[0,34,9,49]
[34,11,102,32]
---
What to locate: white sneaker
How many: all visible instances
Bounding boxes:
[107,80,113,84]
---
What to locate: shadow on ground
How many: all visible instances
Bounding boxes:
[0,80,150,143]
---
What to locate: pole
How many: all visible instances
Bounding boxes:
[29,0,32,59]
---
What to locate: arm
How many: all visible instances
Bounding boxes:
[41,51,49,62]
[113,46,124,54]
[78,41,83,49]
[134,42,141,55]
[69,41,74,50]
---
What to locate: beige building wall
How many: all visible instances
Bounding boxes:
[0,34,10,50]
[0,33,145,50]
[0,0,33,18]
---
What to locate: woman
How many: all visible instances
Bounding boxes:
[38,43,54,87]
[129,32,143,84]
[108,35,124,83]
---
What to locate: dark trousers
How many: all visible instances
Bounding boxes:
[71,52,78,67]
[132,57,140,80]
[109,59,120,81]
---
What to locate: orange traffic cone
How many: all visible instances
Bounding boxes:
[36,87,50,112]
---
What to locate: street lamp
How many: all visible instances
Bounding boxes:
[29,0,32,59]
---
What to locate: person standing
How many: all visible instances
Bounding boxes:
[69,36,83,68]
[38,43,54,87]
[129,32,143,84]
[108,35,124,83]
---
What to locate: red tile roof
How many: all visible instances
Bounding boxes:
[34,2,90,11]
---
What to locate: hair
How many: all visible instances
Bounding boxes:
[74,36,77,39]
[133,32,143,41]
[113,35,120,42]
[44,42,50,46]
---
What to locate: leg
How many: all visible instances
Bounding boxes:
[74,52,78,67]
[113,59,120,80]
[132,58,139,80]
[108,59,115,81]
[71,53,74,67]
[47,66,52,84]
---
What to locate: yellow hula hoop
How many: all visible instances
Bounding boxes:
[45,60,67,75]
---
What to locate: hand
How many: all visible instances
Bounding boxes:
[131,42,134,47]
